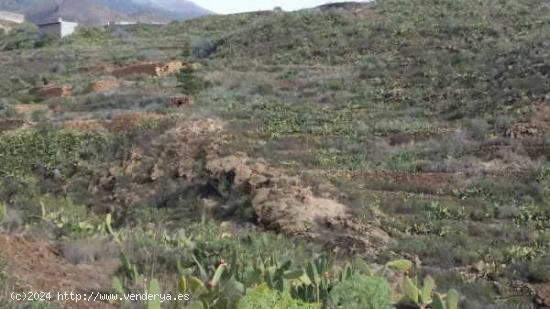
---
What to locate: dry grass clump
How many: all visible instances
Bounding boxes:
[105,112,165,132]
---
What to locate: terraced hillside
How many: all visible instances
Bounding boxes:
[0,1,549,308]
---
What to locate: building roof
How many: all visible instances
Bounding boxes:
[37,18,77,27]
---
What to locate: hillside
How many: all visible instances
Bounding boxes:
[0,0,211,24]
[0,12,21,32]
[0,0,549,308]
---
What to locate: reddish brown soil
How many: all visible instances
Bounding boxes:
[534,283,550,308]
[0,235,118,309]
[33,85,72,100]
[350,171,464,194]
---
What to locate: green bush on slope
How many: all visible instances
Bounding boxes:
[238,284,320,309]
[328,274,391,309]
[0,130,94,176]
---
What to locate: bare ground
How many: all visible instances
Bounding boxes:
[0,235,118,309]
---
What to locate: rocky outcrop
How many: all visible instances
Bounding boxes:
[506,105,550,138]
[64,116,390,255]
[206,154,391,254]
[506,122,548,138]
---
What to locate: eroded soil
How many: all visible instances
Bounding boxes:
[0,235,118,309]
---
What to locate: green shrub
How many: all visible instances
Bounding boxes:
[192,38,216,59]
[388,151,418,173]
[0,24,38,50]
[0,202,5,225]
[328,274,391,309]
[74,27,113,42]
[176,65,209,96]
[238,284,319,309]
[37,196,103,238]
[527,257,550,283]
[34,32,61,49]
[0,130,95,176]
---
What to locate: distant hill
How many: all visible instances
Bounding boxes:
[0,0,212,25]
[131,0,212,19]
[0,10,23,33]
[0,18,17,33]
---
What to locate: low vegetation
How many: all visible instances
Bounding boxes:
[0,0,549,308]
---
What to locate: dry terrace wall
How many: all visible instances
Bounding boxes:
[85,80,119,93]
[32,86,72,100]
[111,61,183,78]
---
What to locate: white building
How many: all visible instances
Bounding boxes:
[38,18,78,38]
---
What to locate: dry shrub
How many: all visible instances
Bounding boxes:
[84,80,120,94]
[63,120,106,132]
[0,119,27,132]
[13,104,48,114]
[105,112,165,132]
[111,61,183,78]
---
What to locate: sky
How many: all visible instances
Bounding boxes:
[192,0,346,14]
